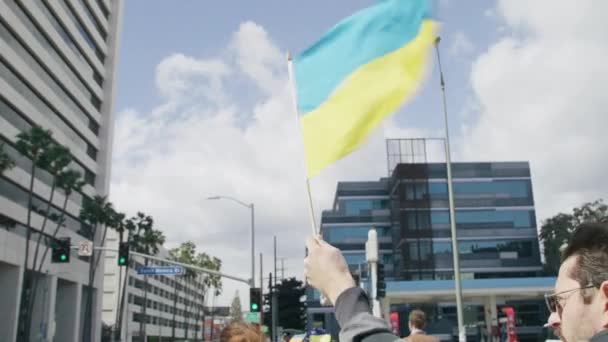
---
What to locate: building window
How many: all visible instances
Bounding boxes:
[342,199,389,215]
[326,226,390,243]
[432,239,536,258]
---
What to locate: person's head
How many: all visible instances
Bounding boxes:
[546,222,608,342]
[220,321,264,342]
[409,309,427,331]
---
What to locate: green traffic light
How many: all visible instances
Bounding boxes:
[119,257,126,265]
[60,254,67,261]
[251,303,258,310]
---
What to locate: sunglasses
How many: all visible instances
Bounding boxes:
[544,285,595,313]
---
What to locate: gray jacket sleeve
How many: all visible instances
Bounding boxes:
[334,287,400,342]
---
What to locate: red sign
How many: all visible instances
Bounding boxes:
[389,312,400,335]
[501,307,519,342]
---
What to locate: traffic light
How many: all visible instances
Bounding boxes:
[118,242,129,266]
[352,272,360,287]
[376,262,386,298]
[51,237,71,263]
[249,287,261,312]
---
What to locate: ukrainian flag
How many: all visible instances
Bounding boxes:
[293,0,436,177]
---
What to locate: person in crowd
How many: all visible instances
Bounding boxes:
[544,222,608,342]
[220,321,266,342]
[404,310,438,342]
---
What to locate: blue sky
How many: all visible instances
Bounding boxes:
[116,0,498,132]
[111,0,608,305]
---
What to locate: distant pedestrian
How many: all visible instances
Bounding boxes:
[404,310,438,342]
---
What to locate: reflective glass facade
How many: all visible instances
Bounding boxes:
[312,160,546,341]
[319,162,542,281]
[390,162,541,281]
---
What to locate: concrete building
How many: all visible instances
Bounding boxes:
[307,139,553,342]
[103,248,223,342]
[0,0,122,340]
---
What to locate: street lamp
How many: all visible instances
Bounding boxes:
[207,195,255,288]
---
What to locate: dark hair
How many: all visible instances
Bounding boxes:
[409,309,426,329]
[561,222,608,289]
[220,321,264,342]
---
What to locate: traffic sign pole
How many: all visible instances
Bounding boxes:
[69,246,251,284]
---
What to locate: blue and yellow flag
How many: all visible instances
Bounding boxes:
[293,0,436,177]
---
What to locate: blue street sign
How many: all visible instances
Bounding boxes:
[137,266,185,275]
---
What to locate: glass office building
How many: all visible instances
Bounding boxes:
[307,159,548,341]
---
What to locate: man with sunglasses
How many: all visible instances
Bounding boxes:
[544,222,608,342]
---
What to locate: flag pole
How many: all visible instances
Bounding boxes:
[287,53,318,236]
[288,53,333,306]
[434,36,466,342]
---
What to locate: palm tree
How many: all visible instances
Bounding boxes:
[115,216,138,341]
[79,195,114,342]
[27,144,72,316]
[126,213,163,341]
[138,228,165,340]
[0,142,15,174]
[31,143,71,268]
[0,143,16,235]
[15,126,54,341]
[35,170,85,271]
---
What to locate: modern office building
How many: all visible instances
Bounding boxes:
[307,139,553,342]
[103,247,224,342]
[0,0,122,340]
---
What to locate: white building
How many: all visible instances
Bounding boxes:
[0,0,122,340]
[103,245,222,341]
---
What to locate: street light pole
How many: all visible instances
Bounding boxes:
[251,203,255,288]
[208,196,255,288]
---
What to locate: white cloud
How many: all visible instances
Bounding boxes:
[448,31,475,57]
[461,0,608,222]
[111,21,425,305]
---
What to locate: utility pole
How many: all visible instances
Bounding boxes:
[260,253,264,328]
[273,236,279,342]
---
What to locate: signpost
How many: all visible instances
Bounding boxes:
[78,241,93,257]
[136,266,185,276]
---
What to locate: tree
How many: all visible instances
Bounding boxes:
[115,214,153,340]
[169,241,199,339]
[35,170,85,271]
[80,195,114,342]
[195,252,222,340]
[15,126,54,341]
[26,144,72,322]
[31,143,72,270]
[231,291,244,322]
[128,213,163,341]
[540,199,608,275]
[0,143,16,231]
[264,277,306,332]
[0,142,15,174]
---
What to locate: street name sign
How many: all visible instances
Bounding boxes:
[137,266,185,275]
